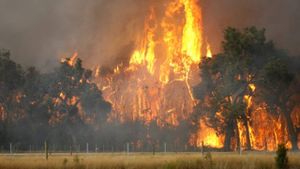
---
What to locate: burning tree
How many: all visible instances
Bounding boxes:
[0,51,112,149]
[257,58,300,150]
[0,49,25,146]
[193,27,299,151]
[46,54,111,146]
[0,0,299,152]
[96,0,212,126]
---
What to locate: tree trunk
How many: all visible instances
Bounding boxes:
[243,117,252,150]
[235,119,241,152]
[282,110,298,151]
[152,143,155,155]
[224,119,234,151]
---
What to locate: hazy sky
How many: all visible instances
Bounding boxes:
[0,0,299,71]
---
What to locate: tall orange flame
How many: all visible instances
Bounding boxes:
[98,0,212,124]
[96,0,221,148]
[91,0,299,150]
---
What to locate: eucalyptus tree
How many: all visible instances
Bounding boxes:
[193,27,281,151]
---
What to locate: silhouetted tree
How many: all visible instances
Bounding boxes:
[257,58,299,150]
[0,49,25,147]
[193,27,283,151]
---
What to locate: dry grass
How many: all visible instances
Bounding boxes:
[0,152,299,169]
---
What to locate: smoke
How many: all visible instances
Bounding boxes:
[0,0,299,72]
[0,0,149,72]
[202,0,300,56]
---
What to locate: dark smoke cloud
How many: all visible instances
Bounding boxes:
[0,0,299,72]
[202,0,300,56]
[0,0,149,71]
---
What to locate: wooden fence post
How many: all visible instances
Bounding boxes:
[9,143,12,154]
[45,141,48,160]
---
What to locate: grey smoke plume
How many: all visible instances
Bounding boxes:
[0,0,149,71]
[0,0,299,71]
[202,0,300,56]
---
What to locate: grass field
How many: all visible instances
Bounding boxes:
[0,152,299,169]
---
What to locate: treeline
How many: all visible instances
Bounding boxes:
[0,50,190,152]
[192,27,300,151]
[0,50,109,150]
[0,26,299,152]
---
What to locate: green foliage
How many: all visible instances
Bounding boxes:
[275,144,289,169]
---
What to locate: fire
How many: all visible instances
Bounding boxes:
[61,52,78,66]
[61,0,299,151]
[0,104,6,121]
[97,0,212,127]
[195,119,223,148]
[249,104,292,151]
[129,7,156,75]
[90,0,299,150]
[181,0,202,63]
[206,43,212,58]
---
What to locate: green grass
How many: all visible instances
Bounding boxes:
[0,152,299,169]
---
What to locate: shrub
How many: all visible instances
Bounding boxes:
[62,158,68,168]
[73,155,80,164]
[275,144,289,169]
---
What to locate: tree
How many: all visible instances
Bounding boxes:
[193,27,279,151]
[45,56,111,146]
[0,50,114,150]
[275,144,289,169]
[0,49,25,146]
[257,58,299,150]
[20,67,50,146]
